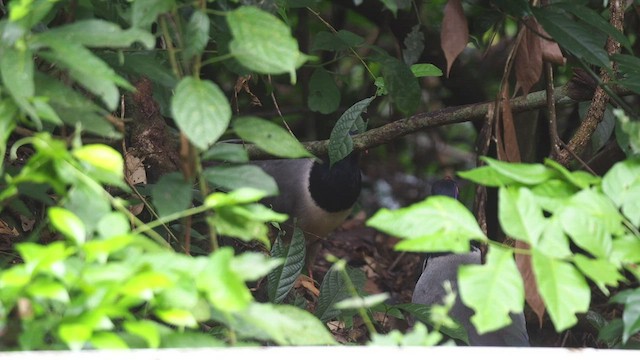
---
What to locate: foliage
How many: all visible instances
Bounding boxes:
[0,0,639,351]
[369,156,640,347]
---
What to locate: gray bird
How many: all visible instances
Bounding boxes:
[253,150,362,241]
[411,178,530,346]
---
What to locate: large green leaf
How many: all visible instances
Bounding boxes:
[0,46,38,126]
[367,195,487,253]
[532,250,591,332]
[32,20,154,49]
[227,6,307,83]
[203,164,279,196]
[151,172,193,218]
[314,266,366,322]
[267,227,306,303]
[573,254,624,296]
[459,246,524,334]
[328,96,374,165]
[183,10,209,61]
[311,30,364,51]
[603,158,640,227]
[308,68,340,115]
[0,100,18,172]
[498,186,546,245]
[197,247,253,313]
[38,40,130,111]
[611,288,640,343]
[378,55,420,115]
[533,6,608,68]
[48,207,86,245]
[171,77,231,150]
[131,0,175,30]
[559,188,622,258]
[229,303,336,345]
[233,116,311,158]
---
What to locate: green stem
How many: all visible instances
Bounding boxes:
[159,15,183,78]
[336,260,378,337]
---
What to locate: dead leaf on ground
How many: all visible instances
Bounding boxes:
[441,0,469,77]
[125,151,147,215]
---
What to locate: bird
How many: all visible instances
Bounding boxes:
[411,178,530,346]
[253,151,362,240]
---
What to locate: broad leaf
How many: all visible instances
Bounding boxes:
[197,247,252,312]
[532,250,591,332]
[227,6,306,83]
[32,20,154,49]
[151,172,193,218]
[573,254,624,296]
[233,116,311,158]
[378,55,420,115]
[459,246,525,334]
[203,164,279,196]
[171,77,231,150]
[267,227,306,303]
[328,96,374,165]
[498,187,546,245]
[183,10,209,61]
[603,158,640,227]
[315,266,365,322]
[368,196,487,253]
[308,68,340,114]
[48,207,86,245]
[131,0,175,30]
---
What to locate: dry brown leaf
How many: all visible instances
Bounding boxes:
[441,0,469,77]
[515,241,545,326]
[538,25,565,65]
[125,151,147,216]
[0,219,19,236]
[515,19,542,96]
[500,85,521,162]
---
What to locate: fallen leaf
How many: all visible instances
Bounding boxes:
[500,85,521,162]
[441,0,469,77]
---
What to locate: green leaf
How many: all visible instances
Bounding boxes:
[231,303,336,345]
[38,40,131,111]
[533,6,608,68]
[171,77,231,150]
[603,158,640,227]
[58,323,92,351]
[315,266,365,322]
[545,158,600,189]
[83,234,135,263]
[611,289,640,343]
[131,0,175,30]
[483,157,556,185]
[268,227,306,303]
[378,55,420,115]
[96,212,131,239]
[120,271,173,299]
[233,116,311,158]
[8,0,56,29]
[73,144,124,179]
[411,63,442,77]
[66,182,111,237]
[0,99,18,172]
[90,332,129,349]
[614,109,640,156]
[403,25,425,65]
[201,142,248,163]
[498,187,546,245]
[48,207,86,245]
[232,252,283,282]
[370,322,442,346]
[530,179,577,212]
[335,293,390,309]
[554,3,632,53]
[183,10,209,61]
[160,332,225,348]
[308,68,340,114]
[532,250,591,332]
[311,30,364,51]
[559,188,621,258]
[368,196,487,253]
[123,320,161,348]
[0,45,34,102]
[573,254,624,296]
[17,242,70,277]
[151,172,193,218]
[227,6,306,83]
[537,215,573,259]
[611,234,640,265]
[26,278,69,302]
[395,303,468,343]
[155,308,198,328]
[32,20,154,49]
[328,96,374,165]
[459,246,524,334]
[203,164,279,196]
[198,247,252,313]
[458,165,519,187]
